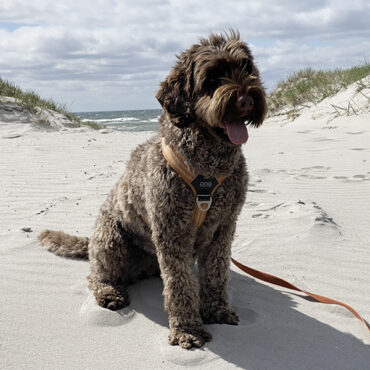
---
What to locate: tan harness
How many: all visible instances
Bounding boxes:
[162,138,226,227]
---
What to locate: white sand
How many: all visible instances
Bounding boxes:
[1,82,369,369]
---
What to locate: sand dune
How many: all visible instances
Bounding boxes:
[1,81,369,369]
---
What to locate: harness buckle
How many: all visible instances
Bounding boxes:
[196,195,212,212]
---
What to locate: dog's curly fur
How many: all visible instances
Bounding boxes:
[39,31,267,349]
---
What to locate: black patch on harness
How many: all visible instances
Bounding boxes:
[191,175,219,197]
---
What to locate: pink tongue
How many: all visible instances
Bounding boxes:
[224,121,249,145]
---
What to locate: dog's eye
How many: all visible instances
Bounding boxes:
[241,58,253,75]
[203,77,220,92]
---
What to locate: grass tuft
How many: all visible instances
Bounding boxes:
[80,121,104,130]
[268,62,370,117]
[0,78,104,129]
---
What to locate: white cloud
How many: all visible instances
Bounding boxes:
[0,0,369,111]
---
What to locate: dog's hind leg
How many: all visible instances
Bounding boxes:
[87,209,132,311]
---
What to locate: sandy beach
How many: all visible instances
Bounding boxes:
[1,80,369,369]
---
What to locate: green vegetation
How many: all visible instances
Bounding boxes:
[0,78,103,129]
[268,63,370,118]
[80,120,104,130]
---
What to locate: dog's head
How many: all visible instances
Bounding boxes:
[156,31,267,146]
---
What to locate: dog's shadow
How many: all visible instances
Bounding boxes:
[126,270,370,369]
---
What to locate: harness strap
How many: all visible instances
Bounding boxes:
[161,138,226,227]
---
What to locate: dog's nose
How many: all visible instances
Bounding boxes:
[237,95,254,114]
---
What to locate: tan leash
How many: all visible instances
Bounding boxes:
[161,138,370,332]
[231,258,370,331]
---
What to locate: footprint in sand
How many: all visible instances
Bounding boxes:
[159,337,218,366]
[301,166,330,170]
[2,133,22,139]
[252,213,270,219]
[246,201,260,207]
[79,294,135,326]
[256,202,286,212]
[347,174,370,182]
[311,137,336,142]
[292,166,331,181]
[297,130,312,134]
[248,188,267,193]
[333,174,370,182]
[346,131,365,135]
[248,200,341,237]
[275,167,333,181]
[299,174,327,180]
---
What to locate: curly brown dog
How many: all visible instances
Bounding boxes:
[39,31,267,349]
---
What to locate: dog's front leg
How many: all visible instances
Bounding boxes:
[152,228,212,349]
[198,221,239,325]
[87,207,130,311]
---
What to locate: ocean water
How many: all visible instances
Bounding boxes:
[75,109,162,132]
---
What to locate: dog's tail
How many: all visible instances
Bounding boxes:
[38,230,89,260]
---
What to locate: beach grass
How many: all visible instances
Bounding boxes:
[0,78,103,129]
[268,62,370,117]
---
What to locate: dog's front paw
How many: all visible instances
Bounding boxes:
[201,306,239,325]
[96,291,129,311]
[88,275,130,311]
[91,284,129,311]
[168,326,212,349]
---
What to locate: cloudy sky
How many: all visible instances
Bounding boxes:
[0,0,369,112]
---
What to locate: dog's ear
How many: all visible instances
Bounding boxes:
[155,51,195,128]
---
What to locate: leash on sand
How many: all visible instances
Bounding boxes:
[231,258,370,332]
